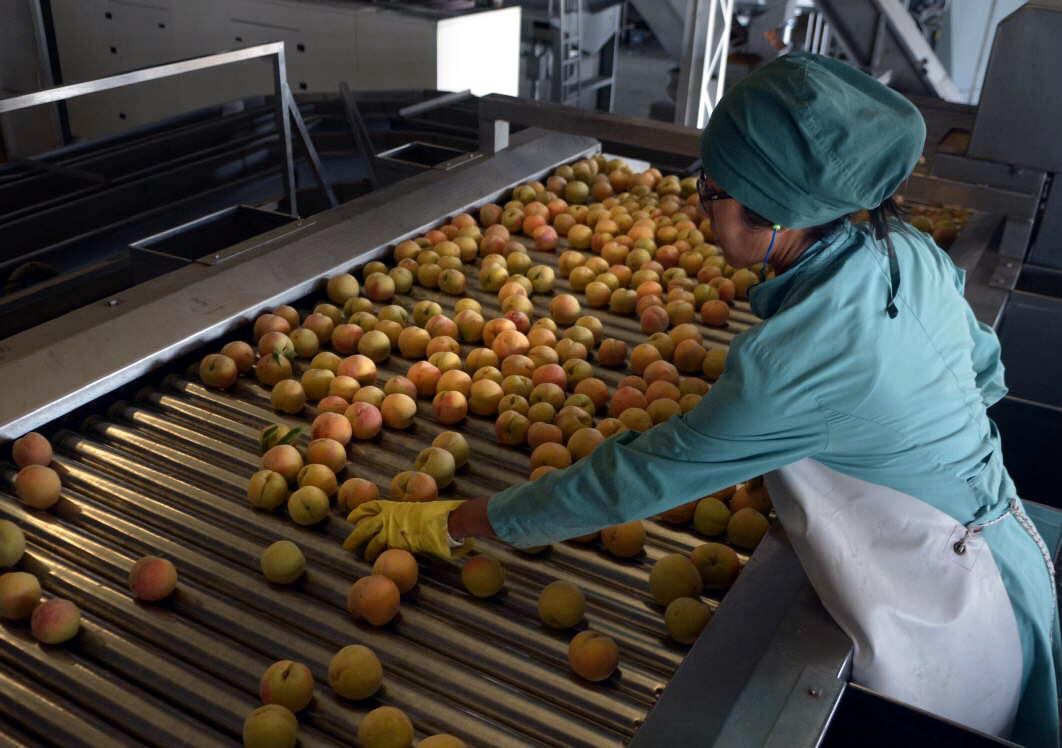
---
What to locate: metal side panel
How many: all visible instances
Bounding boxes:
[0,128,599,439]
[630,526,852,747]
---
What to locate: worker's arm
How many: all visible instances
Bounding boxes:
[952,265,1008,407]
[476,336,829,548]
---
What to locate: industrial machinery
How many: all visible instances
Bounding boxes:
[2,2,1061,743]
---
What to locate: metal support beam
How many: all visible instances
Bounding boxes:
[283,87,336,211]
[339,82,379,190]
[675,0,735,129]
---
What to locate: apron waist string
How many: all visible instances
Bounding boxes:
[953,499,1018,556]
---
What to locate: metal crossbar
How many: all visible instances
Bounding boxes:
[0,43,337,216]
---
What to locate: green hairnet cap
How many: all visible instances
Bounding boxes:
[701,53,926,229]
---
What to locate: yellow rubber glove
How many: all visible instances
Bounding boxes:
[343,500,470,561]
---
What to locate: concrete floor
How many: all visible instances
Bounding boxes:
[612,43,675,121]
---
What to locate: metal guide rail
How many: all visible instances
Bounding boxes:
[0,130,851,746]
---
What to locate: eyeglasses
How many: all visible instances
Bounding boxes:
[697,171,732,210]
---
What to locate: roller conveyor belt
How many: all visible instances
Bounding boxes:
[0,144,765,746]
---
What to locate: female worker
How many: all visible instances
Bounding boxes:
[345,54,1060,746]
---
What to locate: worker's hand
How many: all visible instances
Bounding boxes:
[343,500,470,562]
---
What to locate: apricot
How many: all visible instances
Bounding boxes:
[537,580,585,629]
[372,548,419,595]
[311,351,342,373]
[288,486,330,525]
[381,394,417,430]
[14,465,61,509]
[256,353,293,386]
[568,630,619,682]
[609,386,648,417]
[593,339,625,368]
[248,470,290,510]
[290,328,320,359]
[730,268,760,298]
[243,704,297,748]
[665,597,712,645]
[327,273,360,304]
[358,706,413,748]
[390,471,438,502]
[647,398,682,424]
[313,411,353,446]
[527,264,555,293]
[700,299,730,327]
[0,521,25,568]
[469,379,504,416]
[567,428,604,460]
[691,542,740,589]
[629,344,662,377]
[424,390,464,426]
[529,442,572,471]
[555,406,592,440]
[643,361,680,387]
[420,737,465,748]
[12,432,52,468]
[270,379,306,415]
[199,353,239,390]
[337,478,379,513]
[260,540,305,584]
[413,447,456,489]
[329,644,383,701]
[673,339,706,374]
[702,348,727,379]
[127,557,179,605]
[31,598,80,644]
[448,311,483,345]
[363,272,396,303]
[646,332,676,361]
[347,575,401,626]
[425,434,467,472]
[430,351,462,373]
[501,375,533,400]
[523,419,561,449]
[259,660,315,713]
[693,497,731,536]
[341,402,381,441]
[728,486,769,515]
[462,555,505,598]
[303,312,335,343]
[594,418,622,438]
[254,313,291,342]
[549,294,581,326]
[358,330,392,364]
[600,521,645,558]
[393,329,426,361]
[0,572,40,619]
[658,501,698,524]
[492,329,530,361]
[297,464,337,498]
[571,378,607,411]
[410,300,441,327]
[298,369,332,402]
[222,341,256,373]
[728,508,769,550]
[649,554,702,606]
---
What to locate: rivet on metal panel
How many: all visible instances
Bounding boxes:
[807,687,821,698]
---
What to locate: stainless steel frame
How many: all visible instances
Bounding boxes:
[0,43,336,217]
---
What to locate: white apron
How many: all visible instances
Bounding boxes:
[765,458,1024,737]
